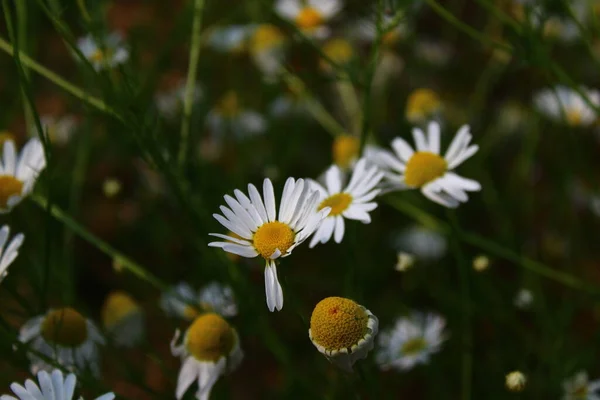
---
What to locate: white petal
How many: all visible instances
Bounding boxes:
[427,121,441,154]
[208,233,251,246]
[281,179,304,224]
[176,357,199,399]
[447,145,479,169]
[223,195,258,232]
[333,216,345,243]
[263,179,276,222]
[412,127,428,151]
[3,141,17,176]
[325,165,342,194]
[264,263,277,312]
[221,243,259,258]
[0,225,9,256]
[37,371,55,400]
[444,125,470,162]
[422,184,459,208]
[248,183,268,223]
[212,214,252,239]
[22,380,43,400]
[49,371,64,400]
[342,204,372,222]
[233,189,264,226]
[278,177,296,222]
[390,137,415,162]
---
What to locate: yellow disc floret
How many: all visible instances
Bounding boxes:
[253,221,295,259]
[250,24,285,54]
[101,291,140,329]
[566,109,583,126]
[217,91,240,118]
[0,175,23,209]
[295,7,323,30]
[321,39,354,69]
[332,136,359,168]
[319,193,352,216]
[41,307,88,347]
[404,152,447,188]
[406,88,441,123]
[400,337,428,355]
[185,313,235,362]
[310,297,369,350]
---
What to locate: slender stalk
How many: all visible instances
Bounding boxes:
[178,0,206,168]
[76,0,92,24]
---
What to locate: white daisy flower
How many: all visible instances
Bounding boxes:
[332,136,360,169]
[0,225,24,283]
[31,115,78,145]
[208,25,254,53]
[405,88,443,125]
[307,159,383,247]
[309,296,378,372]
[1,369,114,400]
[248,24,287,81]
[368,121,481,207]
[101,291,145,348]
[160,282,238,320]
[171,313,243,400]
[155,81,203,119]
[209,177,330,311]
[514,288,534,309]
[77,33,129,71]
[506,371,527,392]
[563,371,600,400]
[205,91,266,140]
[376,312,446,371]
[534,86,600,127]
[18,308,105,376]
[275,0,342,38]
[0,138,46,213]
[392,225,447,262]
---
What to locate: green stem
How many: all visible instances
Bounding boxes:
[178,0,206,168]
[76,0,92,24]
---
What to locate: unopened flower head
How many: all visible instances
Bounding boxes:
[309,296,378,372]
[102,178,122,198]
[514,288,534,309]
[1,369,114,400]
[205,91,266,140]
[77,33,129,71]
[367,121,481,207]
[534,86,600,127]
[101,291,145,348]
[395,251,415,272]
[171,313,243,400]
[0,225,24,284]
[562,371,600,400]
[160,282,238,320]
[18,307,105,376]
[209,178,329,311]
[472,254,490,272]
[332,135,359,169]
[506,371,527,392]
[308,159,383,247]
[406,89,442,124]
[275,0,342,38]
[320,38,354,72]
[0,138,46,213]
[249,24,287,80]
[376,312,446,371]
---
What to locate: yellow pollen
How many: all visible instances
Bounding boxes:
[566,109,583,126]
[101,291,140,329]
[40,308,88,347]
[0,175,23,209]
[250,24,284,53]
[310,297,368,351]
[217,91,240,118]
[332,136,359,168]
[400,337,428,355]
[406,88,441,123]
[319,193,352,216]
[185,313,235,362]
[0,131,15,147]
[321,39,354,69]
[295,7,323,30]
[404,151,447,188]
[253,221,295,259]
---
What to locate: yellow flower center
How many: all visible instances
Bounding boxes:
[406,88,441,122]
[0,175,24,209]
[183,305,201,320]
[217,91,240,118]
[318,193,352,216]
[573,385,588,398]
[382,30,401,46]
[566,109,583,126]
[101,291,140,329]
[40,308,88,347]
[253,221,295,259]
[332,136,359,168]
[90,49,105,63]
[310,297,368,350]
[185,313,235,362]
[0,131,15,147]
[321,39,353,68]
[251,24,285,53]
[404,151,447,188]
[295,7,323,30]
[400,337,428,355]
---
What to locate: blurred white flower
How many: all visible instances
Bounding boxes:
[514,288,534,310]
[0,225,24,284]
[395,251,415,272]
[77,33,129,71]
[208,25,253,53]
[275,0,342,39]
[563,371,600,400]
[160,282,238,320]
[414,39,452,66]
[101,291,145,348]
[393,225,447,262]
[155,81,203,119]
[534,86,600,127]
[205,91,267,140]
[506,371,527,392]
[31,115,78,145]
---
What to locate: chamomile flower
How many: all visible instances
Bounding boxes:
[376,312,446,371]
[368,121,481,208]
[171,313,243,400]
[1,369,114,400]
[32,115,78,145]
[534,86,600,127]
[320,38,354,72]
[405,88,443,125]
[101,291,145,348]
[275,0,342,38]
[393,225,447,262]
[155,80,203,119]
[77,33,129,71]
[249,24,287,80]
[0,138,46,213]
[0,225,24,283]
[205,91,266,140]
[209,177,330,311]
[351,14,408,47]
[332,135,359,169]
[395,251,415,272]
[307,159,383,247]
[160,282,238,320]
[506,371,527,392]
[18,308,105,376]
[563,371,600,400]
[309,297,378,372]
